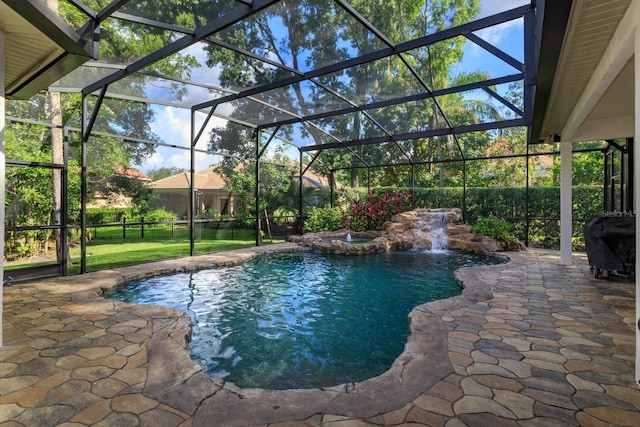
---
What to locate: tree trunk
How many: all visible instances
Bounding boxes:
[351,112,362,188]
[47,0,67,268]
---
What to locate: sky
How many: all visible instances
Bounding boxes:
[478,0,529,19]
[139,0,531,175]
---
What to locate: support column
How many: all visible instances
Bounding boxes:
[255,131,261,246]
[80,96,88,273]
[634,24,640,386]
[560,139,572,265]
[411,164,416,209]
[330,171,334,208]
[0,30,5,346]
[298,150,303,235]
[189,111,195,256]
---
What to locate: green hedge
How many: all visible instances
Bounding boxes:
[304,207,343,233]
[85,207,178,224]
[85,208,131,224]
[336,186,601,218]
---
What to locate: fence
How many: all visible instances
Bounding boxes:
[82,217,246,241]
[77,215,300,243]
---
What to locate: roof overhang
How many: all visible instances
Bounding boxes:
[530,0,636,144]
[1,0,96,99]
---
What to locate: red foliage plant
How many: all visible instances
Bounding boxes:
[343,189,413,231]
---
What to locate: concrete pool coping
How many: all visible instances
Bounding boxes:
[2,243,639,426]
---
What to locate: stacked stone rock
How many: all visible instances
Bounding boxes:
[289,208,526,255]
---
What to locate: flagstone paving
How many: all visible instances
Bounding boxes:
[1,244,638,426]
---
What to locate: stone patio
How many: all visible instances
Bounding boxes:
[1,244,638,426]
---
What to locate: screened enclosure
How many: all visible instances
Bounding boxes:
[2,0,616,281]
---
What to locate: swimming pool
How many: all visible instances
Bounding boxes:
[105,249,504,389]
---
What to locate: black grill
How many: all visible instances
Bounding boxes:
[584,215,635,278]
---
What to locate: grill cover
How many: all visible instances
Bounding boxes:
[584,215,635,275]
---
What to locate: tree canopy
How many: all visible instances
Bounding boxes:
[202,0,538,192]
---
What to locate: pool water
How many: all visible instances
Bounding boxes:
[321,237,372,244]
[105,250,504,389]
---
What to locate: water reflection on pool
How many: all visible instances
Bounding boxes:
[105,250,504,389]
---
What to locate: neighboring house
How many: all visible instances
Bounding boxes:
[147,167,233,219]
[284,160,333,191]
[147,164,331,219]
[298,170,331,190]
[89,167,151,209]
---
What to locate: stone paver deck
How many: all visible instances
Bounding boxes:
[1,244,638,426]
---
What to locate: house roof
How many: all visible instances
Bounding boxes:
[300,175,328,190]
[115,167,151,181]
[147,167,226,191]
[148,164,329,191]
[531,0,635,144]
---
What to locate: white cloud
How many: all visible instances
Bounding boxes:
[184,43,223,87]
[167,151,193,169]
[462,0,527,68]
[478,0,529,19]
[179,43,234,107]
[138,151,164,170]
[167,150,213,171]
[138,105,230,173]
[475,18,521,46]
[193,112,230,151]
[472,0,527,48]
[147,106,189,146]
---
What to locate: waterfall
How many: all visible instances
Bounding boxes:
[430,213,448,252]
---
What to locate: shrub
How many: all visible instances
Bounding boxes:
[335,185,602,249]
[304,207,343,233]
[342,198,368,231]
[143,208,178,222]
[85,207,177,224]
[198,209,219,219]
[86,207,131,224]
[273,206,298,225]
[341,189,413,231]
[472,217,519,243]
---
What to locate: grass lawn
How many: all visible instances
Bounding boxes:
[69,237,285,273]
[4,236,285,275]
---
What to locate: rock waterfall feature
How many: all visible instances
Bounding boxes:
[288,208,525,255]
[429,212,448,251]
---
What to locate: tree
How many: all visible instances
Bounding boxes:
[148,167,188,181]
[548,142,605,186]
[3,120,84,258]
[219,146,295,218]
[47,0,66,263]
[205,1,481,190]
[5,0,201,258]
[8,0,201,202]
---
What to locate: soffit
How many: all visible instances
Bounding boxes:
[536,0,632,143]
[588,58,633,121]
[0,0,93,99]
[0,3,63,94]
